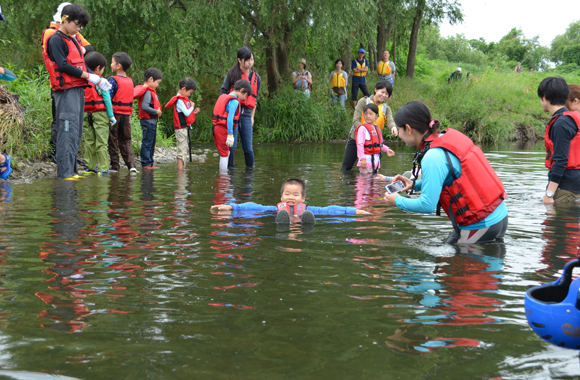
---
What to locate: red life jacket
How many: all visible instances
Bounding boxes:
[165,95,196,130]
[212,94,240,130]
[277,202,307,216]
[134,85,160,120]
[42,31,87,92]
[420,128,507,226]
[110,76,134,115]
[229,71,258,109]
[84,80,106,113]
[356,123,383,155]
[544,110,580,170]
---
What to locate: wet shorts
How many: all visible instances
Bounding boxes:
[446,215,508,244]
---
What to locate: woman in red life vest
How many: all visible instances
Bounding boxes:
[220,47,261,169]
[356,103,395,175]
[384,101,508,244]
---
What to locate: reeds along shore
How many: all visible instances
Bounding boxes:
[1,60,579,161]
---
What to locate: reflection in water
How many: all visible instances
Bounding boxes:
[0,143,579,378]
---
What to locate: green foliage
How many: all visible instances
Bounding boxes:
[256,86,349,142]
[551,20,580,64]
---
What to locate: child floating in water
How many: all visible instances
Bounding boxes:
[210,178,370,224]
[357,103,395,174]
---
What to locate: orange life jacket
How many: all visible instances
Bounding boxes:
[277,202,307,216]
[42,31,87,92]
[165,95,196,130]
[544,111,580,170]
[84,80,106,113]
[229,71,258,109]
[419,128,507,226]
[212,94,240,130]
[356,123,383,155]
[134,85,160,120]
[110,75,134,115]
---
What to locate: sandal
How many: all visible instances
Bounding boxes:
[0,154,12,180]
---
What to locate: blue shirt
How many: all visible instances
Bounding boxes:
[351,59,369,83]
[225,94,240,134]
[230,202,358,215]
[395,147,508,230]
[0,68,16,81]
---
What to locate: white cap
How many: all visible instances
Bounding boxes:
[457,67,462,72]
[53,2,72,23]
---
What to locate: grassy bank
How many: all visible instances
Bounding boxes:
[2,60,580,160]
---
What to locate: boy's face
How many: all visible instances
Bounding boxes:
[111,58,121,73]
[61,18,82,35]
[363,109,378,125]
[178,87,194,97]
[281,184,305,205]
[238,91,248,101]
[540,96,550,112]
[147,77,162,90]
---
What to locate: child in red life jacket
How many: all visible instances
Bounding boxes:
[211,178,370,226]
[82,52,115,175]
[212,79,253,172]
[134,68,162,169]
[356,103,395,174]
[164,77,200,170]
[108,52,137,173]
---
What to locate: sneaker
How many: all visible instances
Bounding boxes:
[98,170,109,176]
[72,175,84,179]
[109,168,119,173]
[82,168,97,175]
[63,177,78,181]
[301,210,316,225]
[275,209,290,224]
[142,165,155,170]
[0,154,12,180]
[129,167,138,174]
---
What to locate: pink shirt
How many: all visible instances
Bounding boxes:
[356,125,389,169]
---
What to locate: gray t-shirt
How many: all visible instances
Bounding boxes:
[377,60,396,81]
[328,70,348,87]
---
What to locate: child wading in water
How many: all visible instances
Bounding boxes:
[357,103,395,174]
[165,77,200,170]
[134,68,163,170]
[210,178,370,225]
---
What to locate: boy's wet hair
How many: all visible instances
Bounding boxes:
[538,77,569,106]
[179,77,197,91]
[364,103,379,115]
[280,178,306,197]
[144,67,163,82]
[233,79,253,96]
[61,4,90,27]
[84,51,107,72]
[374,80,393,97]
[112,52,132,71]
[395,101,440,135]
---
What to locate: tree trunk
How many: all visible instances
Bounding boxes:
[392,25,397,64]
[406,0,425,79]
[265,42,280,94]
[376,0,386,64]
[276,29,291,80]
[342,39,352,71]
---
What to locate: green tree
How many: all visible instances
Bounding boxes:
[551,20,580,65]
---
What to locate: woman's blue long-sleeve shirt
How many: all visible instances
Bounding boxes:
[395,147,508,230]
[230,202,358,215]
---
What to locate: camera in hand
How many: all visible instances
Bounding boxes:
[385,180,405,194]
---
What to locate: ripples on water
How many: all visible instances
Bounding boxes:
[0,142,579,379]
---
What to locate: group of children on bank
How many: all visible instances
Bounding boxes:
[37,3,201,179]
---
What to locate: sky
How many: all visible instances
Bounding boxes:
[439,0,580,47]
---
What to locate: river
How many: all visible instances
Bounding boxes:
[0,141,578,379]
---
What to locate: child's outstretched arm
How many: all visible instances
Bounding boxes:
[0,67,16,81]
[211,204,233,211]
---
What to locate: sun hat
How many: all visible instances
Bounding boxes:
[457,67,462,72]
[53,2,72,23]
[299,58,306,65]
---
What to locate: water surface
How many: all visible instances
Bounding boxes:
[0,141,578,379]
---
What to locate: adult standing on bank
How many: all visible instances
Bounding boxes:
[515,62,522,73]
[41,2,94,163]
[341,80,397,171]
[220,47,260,169]
[329,59,348,107]
[384,101,508,244]
[377,50,396,85]
[351,48,370,108]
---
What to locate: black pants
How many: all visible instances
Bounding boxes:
[49,90,57,160]
[351,81,370,102]
[445,215,508,244]
[341,138,358,171]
